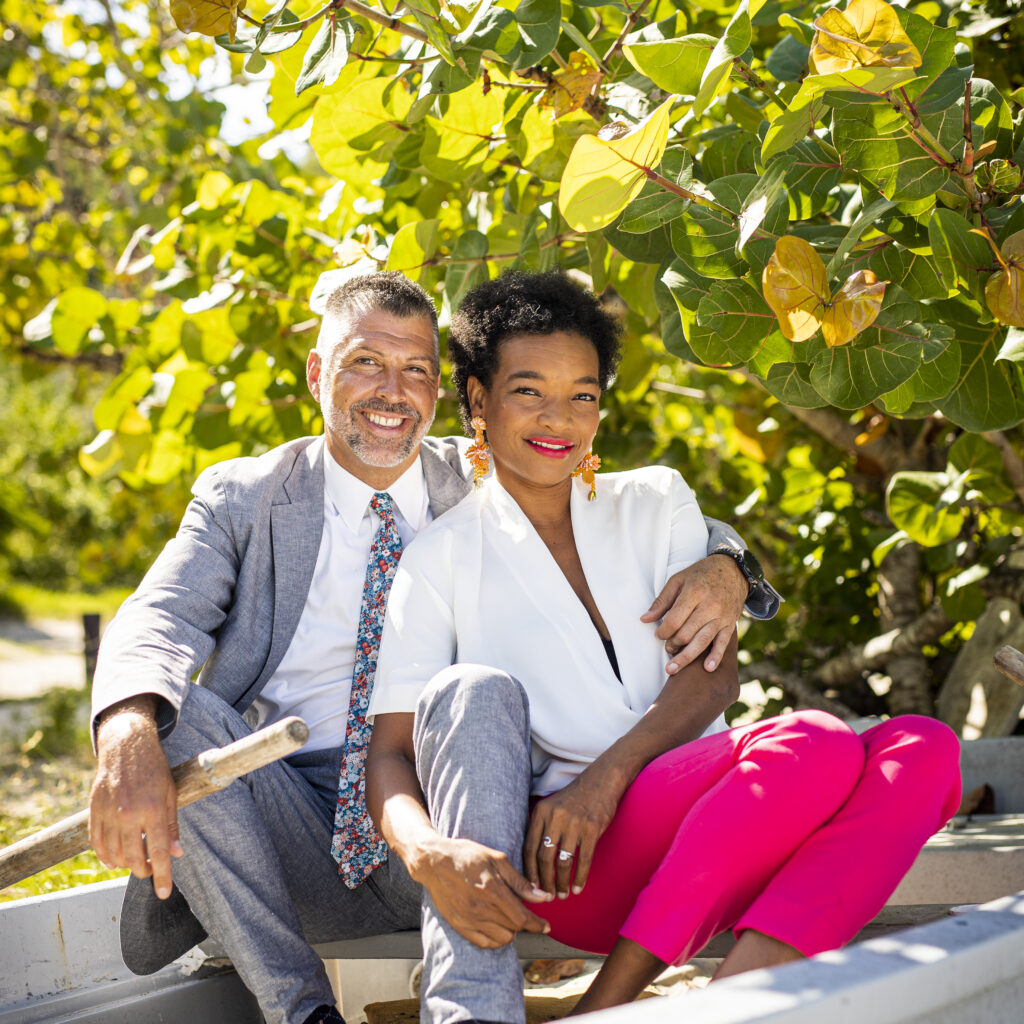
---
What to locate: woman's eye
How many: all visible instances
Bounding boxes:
[574,392,597,402]
[513,386,540,396]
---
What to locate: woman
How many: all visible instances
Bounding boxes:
[365,270,961,1024]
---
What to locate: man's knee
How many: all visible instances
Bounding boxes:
[163,685,252,762]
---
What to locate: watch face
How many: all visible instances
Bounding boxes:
[743,549,765,583]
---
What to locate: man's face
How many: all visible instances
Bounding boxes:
[307,309,439,484]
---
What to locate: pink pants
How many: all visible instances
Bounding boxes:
[534,710,961,965]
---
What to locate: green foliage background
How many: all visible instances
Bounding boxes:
[4,0,1024,728]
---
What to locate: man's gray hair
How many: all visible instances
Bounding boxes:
[316,271,439,357]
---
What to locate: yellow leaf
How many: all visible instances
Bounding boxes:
[762,236,829,341]
[197,170,233,210]
[984,230,1024,327]
[539,51,603,120]
[169,0,245,40]
[821,269,888,346]
[558,97,674,234]
[987,268,1024,327]
[809,0,921,76]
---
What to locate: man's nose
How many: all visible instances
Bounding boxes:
[374,365,404,401]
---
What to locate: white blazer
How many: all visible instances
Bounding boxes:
[370,466,728,795]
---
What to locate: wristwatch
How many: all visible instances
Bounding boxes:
[710,545,783,621]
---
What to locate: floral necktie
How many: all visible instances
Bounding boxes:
[331,491,402,888]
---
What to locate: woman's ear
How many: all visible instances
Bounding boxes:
[466,375,486,418]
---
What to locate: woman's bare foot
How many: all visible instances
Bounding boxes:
[713,929,803,980]
[567,938,667,1015]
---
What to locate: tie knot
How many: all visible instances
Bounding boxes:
[370,491,395,521]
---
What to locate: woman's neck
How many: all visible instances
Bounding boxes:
[493,468,573,532]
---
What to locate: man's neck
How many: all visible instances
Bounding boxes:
[325,436,419,491]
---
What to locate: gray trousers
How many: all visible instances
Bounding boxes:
[162,686,421,1024]
[414,665,535,1024]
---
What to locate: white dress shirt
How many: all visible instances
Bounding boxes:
[369,466,728,795]
[251,452,431,752]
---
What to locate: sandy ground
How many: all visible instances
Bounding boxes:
[0,616,88,699]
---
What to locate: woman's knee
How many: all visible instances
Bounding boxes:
[761,709,865,785]
[864,715,962,789]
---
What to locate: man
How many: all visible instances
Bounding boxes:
[89,271,776,1024]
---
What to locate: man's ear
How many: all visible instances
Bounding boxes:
[306,350,322,401]
[466,375,486,417]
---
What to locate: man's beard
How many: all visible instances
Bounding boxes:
[327,396,433,468]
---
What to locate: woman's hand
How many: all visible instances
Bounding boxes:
[413,836,552,949]
[523,766,624,899]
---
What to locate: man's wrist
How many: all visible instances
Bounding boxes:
[96,695,159,743]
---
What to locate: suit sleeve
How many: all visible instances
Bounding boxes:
[90,467,241,748]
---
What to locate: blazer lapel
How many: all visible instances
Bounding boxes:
[421,439,472,518]
[253,438,325,696]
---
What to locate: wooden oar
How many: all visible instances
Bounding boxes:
[994,645,1024,688]
[0,715,309,891]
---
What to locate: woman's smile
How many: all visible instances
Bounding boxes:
[525,435,575,458]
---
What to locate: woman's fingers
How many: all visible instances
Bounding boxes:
[536,828,559,896]
[572,831,599,894]
[554,832,579,898]
[522,807,546,887]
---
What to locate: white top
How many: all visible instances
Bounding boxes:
[369,466,728,795]
[251,453,431,752]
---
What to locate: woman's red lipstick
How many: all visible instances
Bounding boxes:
[525,436,574,458]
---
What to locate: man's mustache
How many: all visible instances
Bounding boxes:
[351,399,421,424]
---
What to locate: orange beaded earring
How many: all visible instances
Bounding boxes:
[466,416,490,486]
[572,450,601,501]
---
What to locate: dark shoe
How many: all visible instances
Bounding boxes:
[301,1005,345,1024]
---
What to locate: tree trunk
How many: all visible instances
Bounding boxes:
[878,541,934,716]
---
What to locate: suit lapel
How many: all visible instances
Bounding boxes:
[421,439,472,518]
[254,438,325,696]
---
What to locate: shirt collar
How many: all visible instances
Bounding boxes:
[323,451,427,533]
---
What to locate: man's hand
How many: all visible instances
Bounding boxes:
[412,836,551,949]
[523,769,619,900]
[642,555,747,674]
[89,696,183,899]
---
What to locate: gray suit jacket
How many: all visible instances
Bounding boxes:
[93,433,768,973]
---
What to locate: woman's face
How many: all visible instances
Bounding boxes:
[467,331,602,492]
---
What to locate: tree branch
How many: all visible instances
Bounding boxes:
[739,661,857,718]
[741,372,908,476]
[814,601,953,688]
[338,0,429,44]
[603,0,655,65]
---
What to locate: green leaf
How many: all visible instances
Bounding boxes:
[761,80,830,161]
[385,219,439,282]
[870,243,948,302]
[619,151,692,233]
[654,271,698,363]
[880,333,962,414]
[702,127,757,180]
[694,2,751,118]
[622,35,716,96]
[311,75,413,173]
[781,140,842,220]
[758,361,828,408]
[833,103,960,202]
[898,10,956,102]
[444,230,489,308]
[737,159,788,252]
[935,299,1024,431]
[928,208,994,302]
[690,279,785,366]
[506,0,562,70]
[559,97,674,233]
[826,198,895,277]
[404,0,458,65]
[295,13,354,95]
[52,287,108,354]
[765,33,809,83]
[887,471,967,547]
[949,432,1016,504]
